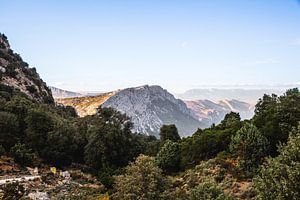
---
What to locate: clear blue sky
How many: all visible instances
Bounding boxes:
[1,0,300,93]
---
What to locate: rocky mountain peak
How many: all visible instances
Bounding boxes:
[101,85,202,137]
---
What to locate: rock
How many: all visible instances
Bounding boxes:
[60,171,71,180]
[27,167,39,176]
[28,191,49,200]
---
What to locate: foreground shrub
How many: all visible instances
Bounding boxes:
[10,143,36,166]
[229,123,269,172]
[155,140,180,173]
[112,155,169,200]
[254,126,300,200]
[188,181,233,200]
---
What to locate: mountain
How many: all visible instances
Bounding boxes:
[56,92,116,116]
[176,88,285,103]
[57,85,204,137]
[101,85,204,137]
[50,86,83,98]
[0,33,54,103]
[185,99,254,126]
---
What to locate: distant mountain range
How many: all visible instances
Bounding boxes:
[55,85,255,137]
[176,88,286,103]
[185,99,254,126]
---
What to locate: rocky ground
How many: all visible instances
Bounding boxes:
[0,157,107,200]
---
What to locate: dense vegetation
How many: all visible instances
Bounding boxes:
[2,84,300,199]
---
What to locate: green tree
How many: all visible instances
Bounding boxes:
[160,124,181,142]
[254,125,300,200]
[179,129,226,169]
[5,96,34,135]
[42,121,78,166]
[0,111,19,151]
[25,108,54,152]
[112,155,169,200]
[84,108,136,171]
[219,112,241,129]
[156,140,180,173]
[253,88,300,155]
[229,123,269,172]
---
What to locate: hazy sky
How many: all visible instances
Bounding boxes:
[1,0,300,93]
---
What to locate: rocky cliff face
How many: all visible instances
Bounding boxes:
[101,85,203,137]
[185,99,254,126]
[0,33,54,103]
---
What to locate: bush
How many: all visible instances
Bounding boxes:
[254,126,300,200]
[10,143,36,166]
[98,167,116,189]
[0,111,19,150]
[156,140,180,173]
[112,155,169,200]
[188,181,233,200]
[229,123,269,172]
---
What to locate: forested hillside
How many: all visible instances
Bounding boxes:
[1,33,300,199]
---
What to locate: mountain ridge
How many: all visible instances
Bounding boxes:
[0,33,54,104]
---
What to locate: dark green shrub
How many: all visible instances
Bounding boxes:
[229,123,269,172]
[10,143,36,166]
[254,126,300,200]
[0,111,19,150]
[156,140,180,173]
[98,167,116,189]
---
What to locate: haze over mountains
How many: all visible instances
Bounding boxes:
[176,88,288,103]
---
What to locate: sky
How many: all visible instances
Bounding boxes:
[1,0,300,93]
